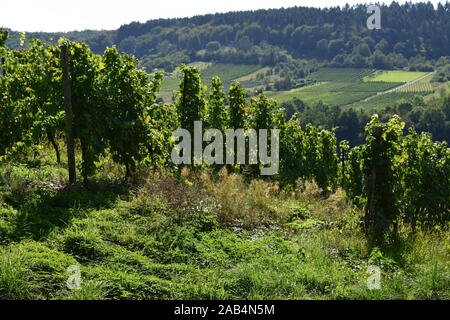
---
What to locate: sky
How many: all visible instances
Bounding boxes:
[1,0,447,32]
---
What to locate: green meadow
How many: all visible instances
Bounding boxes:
[363,70,427,83]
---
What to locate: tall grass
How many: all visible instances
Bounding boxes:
[0,155,448,300]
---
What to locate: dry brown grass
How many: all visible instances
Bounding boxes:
[133,167,293,228]
[199,168,291,227]
[130,167,360,230]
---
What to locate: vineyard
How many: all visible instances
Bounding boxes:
[344,71,437,109]
[267,69,402,106]
[157,64,439,110]
[396,76,435,93]
[397,82,434,93]
[346,92,427,111]
[338,82,401,92]
[309,68,374,82]
[266,86,373,105]
[266,68,443,107]
[0,33,449,300]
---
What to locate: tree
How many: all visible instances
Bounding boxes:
[401,129,450,230]
[206,76,227,131]
[66,40,104,183]
[206,41,221,53]
[356,43,372,57]
[316,39,328,58]
[176,64,207,135]
[174,64,208,166]
[279,116,306,186]
[0,28,8,47]
[100,46,167,178]
[371,49,391,69]
[228,82,248,129]
[315,129,339,193]
[249,94,280,131]
[360,115,404,246]
[0,39,65,162]
[417,108,446,141]
[328,39,345,58]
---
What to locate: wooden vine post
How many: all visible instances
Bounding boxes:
[60,44,77,184]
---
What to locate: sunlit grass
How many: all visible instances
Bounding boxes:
[364,70,427,83]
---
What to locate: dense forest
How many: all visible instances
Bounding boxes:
[5,2,450,73]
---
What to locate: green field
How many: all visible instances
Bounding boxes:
[234,67,270,88]
[346,92,427,111]
[201,64,262,87]
[300,81,353,92]
[309,68,374,82]
[267,87,375,106]
[266,88,332,104]
[158,63,261,102]
[339,82,401,92]
[234,67,270,82]
[364,70,427,83]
